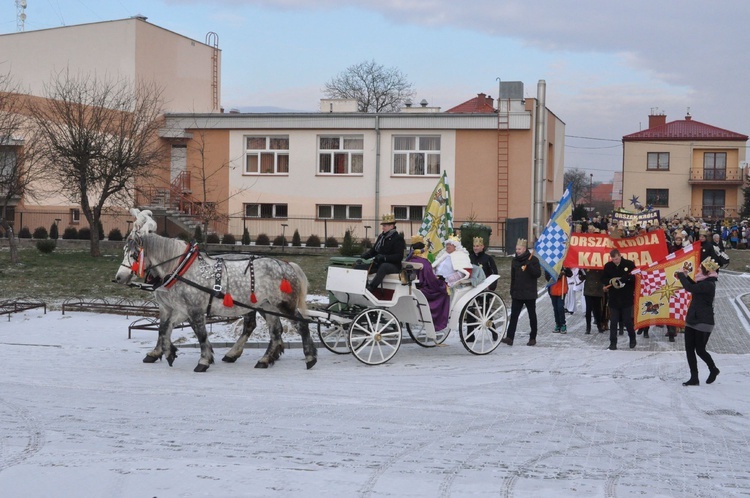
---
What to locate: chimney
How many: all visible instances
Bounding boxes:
[648,112,666,128]
[477,93,486,109]
[420,99,428,107]
[685,113,692,121]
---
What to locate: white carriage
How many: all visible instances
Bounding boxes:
[309,263,507,365]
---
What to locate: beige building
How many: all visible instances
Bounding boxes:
[622,112,748,220]
[0,17,220,233]
[156,82,565,250]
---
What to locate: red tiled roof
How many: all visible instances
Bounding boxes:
[623,117,748,142]
[445,93,496,114]
[591,183,612,202]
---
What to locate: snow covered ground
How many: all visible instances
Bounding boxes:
[2,280,750,497]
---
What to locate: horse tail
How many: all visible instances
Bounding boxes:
[289,262,308,313]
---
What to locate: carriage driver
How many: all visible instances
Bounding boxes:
[358,213,406,292]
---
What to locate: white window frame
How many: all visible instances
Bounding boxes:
[317,204,363,220]
[244,203,288,219]
[393,205,425,222]
[70,208,81,224]
[244,136,289,175]
[318,135,364,175]
[392,135,441,176]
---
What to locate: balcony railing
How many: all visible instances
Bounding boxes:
[688,167,745,184]
[688,205,743,220]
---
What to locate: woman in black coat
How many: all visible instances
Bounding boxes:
[675,256,720,386]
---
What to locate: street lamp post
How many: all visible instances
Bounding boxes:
[589,174,593,215]
[280,223,288,251]
[364,225,371,241]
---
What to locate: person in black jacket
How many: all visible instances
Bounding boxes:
[603,249,637,350]
[469,236,498,291]
[501,238,542,346]
[359,213,406,292]
[675,257,720,386]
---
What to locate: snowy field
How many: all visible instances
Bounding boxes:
[2,290,750,497]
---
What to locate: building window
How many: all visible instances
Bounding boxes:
[393,205,425,222]
[645,188,669,207]
[702,189,725,219]
[244,136,289,175]
[393,136,441,176]
[703,152,727,180]
[318,135,364,174]
[646,152,669,171]
[70,208,81,224]
[244,203,288,218]
[0,147,17,178]
[317,204,362,220]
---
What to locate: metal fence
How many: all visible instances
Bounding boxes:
[3,210,506,249]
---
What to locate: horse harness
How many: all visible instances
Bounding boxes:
[130,241,313,324]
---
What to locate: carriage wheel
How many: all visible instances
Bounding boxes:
[458,291,507,355]
[348,308,402,365]
[317,302,353,355]
[406,322,450,347]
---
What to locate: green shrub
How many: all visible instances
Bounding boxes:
[33,226,48,239]
[49,223,59,240]
[62,227,78,239]
[242,227,251,245]
[292,229,301,247]
[325,236,339,248]
[36,240,57,254]
[339,230,357,256]
[193,225,204,243]
[18,226,31,238]
[255,233,270,246]
[78,227,91,240]
[222,233,236,245]
[273,235,287,247]
[108,228,123,241]
[305,234,321,247]
[206,233,220,243]
[360,237,372,249]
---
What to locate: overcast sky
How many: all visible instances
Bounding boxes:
[3,0,749,181]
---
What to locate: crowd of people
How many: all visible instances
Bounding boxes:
[358,212,722,387]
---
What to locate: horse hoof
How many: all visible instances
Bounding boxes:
[143,355,159,363]
[254,361,269,369]
[167,355,176,367]
[222,355,237,363]
[194,364,209,373]
[306,358,317,370]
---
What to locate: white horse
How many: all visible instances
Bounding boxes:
[114,210,316,372]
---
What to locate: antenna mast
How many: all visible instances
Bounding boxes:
[16,0,27,32]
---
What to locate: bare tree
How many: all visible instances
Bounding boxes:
[0,73,49,263]
[323,60,416,113]
[28,72,165,256]
[564,168,593,207]
[185,126,252,238]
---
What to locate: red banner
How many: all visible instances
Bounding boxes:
[633,243,699,328]
[563,230,668,269]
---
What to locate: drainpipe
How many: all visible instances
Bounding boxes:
[533,79,547,242]
[375,114,381,222]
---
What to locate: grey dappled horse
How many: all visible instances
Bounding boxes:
[114,212,316,373]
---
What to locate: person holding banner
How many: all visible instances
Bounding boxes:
[603,249,637,350]
[501,238,542,346]
[675,257,720,386]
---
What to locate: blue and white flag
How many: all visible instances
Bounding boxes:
[534,183,573,286]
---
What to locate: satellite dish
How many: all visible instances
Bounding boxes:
[20,0,27,8]
[20,13,26,20]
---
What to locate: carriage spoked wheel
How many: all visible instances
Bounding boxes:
[406,322,450,347]
[317,301,354,355]
[458,291,507,355]
[348,308,402,365]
